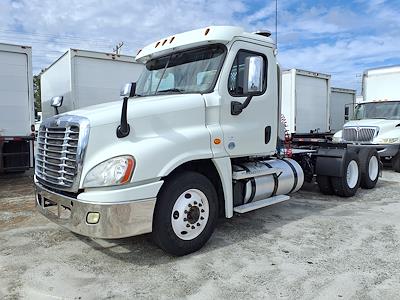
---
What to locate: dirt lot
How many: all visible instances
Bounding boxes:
[1,170,400,299]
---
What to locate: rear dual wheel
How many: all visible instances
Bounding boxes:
[317,149,380,197]
[317,151,360,197]
[358,148,380,189]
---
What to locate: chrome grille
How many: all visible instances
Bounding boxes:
[342,127,377,143]
[35,115,89,191]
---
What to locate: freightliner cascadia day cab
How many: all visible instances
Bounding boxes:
[0,43,35,173]
[41,49,144,119]
[333,65,400,172]
[35,26,381,256]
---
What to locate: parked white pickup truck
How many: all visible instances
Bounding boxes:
[333,65,400,172]
[35,26,380,256]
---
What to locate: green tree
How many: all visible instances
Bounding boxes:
[33,74,41,112]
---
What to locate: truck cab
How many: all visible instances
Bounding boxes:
[333,64,400,172]
[35,26,378,255]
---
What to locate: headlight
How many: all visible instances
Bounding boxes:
[374,137,399,144]
[332,131,342,143]
[83,155,135,188]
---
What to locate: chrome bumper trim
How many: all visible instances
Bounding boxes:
[35,182,156,239]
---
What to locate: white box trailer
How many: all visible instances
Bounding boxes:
[363,65,400,101]
[41,49,144,118]
[281,69,331,135]
[330,87,356,132]
[0,43,34,173]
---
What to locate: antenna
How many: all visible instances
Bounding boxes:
[275,0,278,48]
[113,41,124,54]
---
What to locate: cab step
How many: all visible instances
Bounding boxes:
[232,167,282,180]
[233,195,290,214]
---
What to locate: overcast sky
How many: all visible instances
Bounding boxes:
[1,0,399,93]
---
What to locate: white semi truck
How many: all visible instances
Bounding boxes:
[35,26,381,256]
[0,43,35,173]
[333,65,400,172]
[41,49,144,118]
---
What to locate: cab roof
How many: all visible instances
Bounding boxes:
[135,26,275,63]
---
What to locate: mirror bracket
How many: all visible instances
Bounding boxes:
[231,95,253,115]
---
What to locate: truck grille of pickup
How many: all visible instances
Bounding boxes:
[36,126,80,188]
[342,127,377,143]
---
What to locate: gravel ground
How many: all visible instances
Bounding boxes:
[1,169,400,299]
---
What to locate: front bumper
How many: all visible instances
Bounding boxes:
[347,143,400,157]
[35,182,159,239]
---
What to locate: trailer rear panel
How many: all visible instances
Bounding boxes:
[282,69,331,134]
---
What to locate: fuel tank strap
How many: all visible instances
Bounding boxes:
[261,162,279,196]
[238,164,256,203]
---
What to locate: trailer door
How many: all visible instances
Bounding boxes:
[295,74,329,133]
[0,50,30,137]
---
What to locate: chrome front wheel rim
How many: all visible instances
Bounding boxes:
[171,189,210,241]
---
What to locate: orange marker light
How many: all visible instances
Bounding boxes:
[155,41,160,48]
[214,138,221,145]
[162,39,168,46]
[170,36,175,43]
[205,28,210,36]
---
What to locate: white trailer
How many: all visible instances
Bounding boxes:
[363,65,400,101]
[41,49,144,118]
[0,43,34,173]
[281,69,331,135]
[330,87,356,133]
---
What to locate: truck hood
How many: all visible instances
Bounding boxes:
[61,94,202,127]
[344,119,400,131]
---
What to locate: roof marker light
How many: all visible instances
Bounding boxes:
[162,39,168,46]
[170,36,175,43]
[155,41,160,48]
[205,28,210,36]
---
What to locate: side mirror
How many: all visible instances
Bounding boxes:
[244,56,264,94]
[120,82,136,98]
[51,96,63,107]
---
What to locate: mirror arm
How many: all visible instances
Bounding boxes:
[116,96,130,138]
[231,95,253,115]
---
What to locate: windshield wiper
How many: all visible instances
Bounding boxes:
[157,88,185,93]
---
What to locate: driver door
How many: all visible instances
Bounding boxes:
[218,40,278,157]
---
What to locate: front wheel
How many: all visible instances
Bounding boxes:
[152,171,218,256]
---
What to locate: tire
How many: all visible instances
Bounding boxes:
[317,175,334,195]
[152,171,218,256]
[392,152,400,173]
[359,148,380,189]
[331,151,361,197]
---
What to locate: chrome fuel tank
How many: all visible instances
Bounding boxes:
[233,158,304,204]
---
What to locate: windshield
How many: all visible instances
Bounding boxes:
[354,101,400,120]
[135,44,226,97]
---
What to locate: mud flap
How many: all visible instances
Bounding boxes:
[314,148,353,177]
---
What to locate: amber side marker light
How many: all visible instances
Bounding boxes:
[214,138,221,145]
